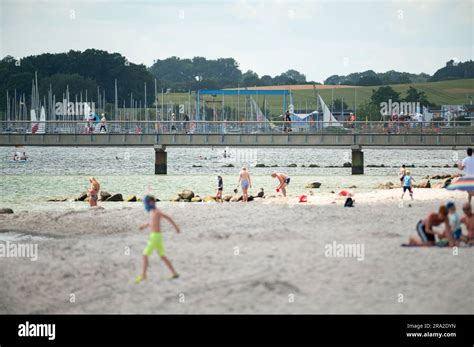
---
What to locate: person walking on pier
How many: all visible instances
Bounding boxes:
[272,172,290,197]
[458,147,474,204]
[99,113,107,133]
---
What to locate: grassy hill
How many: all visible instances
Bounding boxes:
[159,79,473,120]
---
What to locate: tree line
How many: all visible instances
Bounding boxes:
[0,49,472,113]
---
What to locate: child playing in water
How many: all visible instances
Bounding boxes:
[88,177,100,207]
[135,195,180,283]
[216,176,223,201]
[401,170,415,200]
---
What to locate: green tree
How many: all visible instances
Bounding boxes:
[357,101,381,121]
[370,86,401,106]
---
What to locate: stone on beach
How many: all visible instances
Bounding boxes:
[126,195,137,202]
[223,195,233,202]
[376,182,395,189]
[305,182,321,189]
[100,191,112,201]
[178,190,195,200]
[230,194,243,202]
[0,208,14,214]
[414,179,431,188]
[191,196,202,202]
[105,193,123,202]
[76,192,88,201]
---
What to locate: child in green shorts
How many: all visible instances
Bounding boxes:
[135,195,180,283]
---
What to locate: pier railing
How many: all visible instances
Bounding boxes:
[0,120,473,135]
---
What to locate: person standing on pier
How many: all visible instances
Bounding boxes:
[99,113,107,133]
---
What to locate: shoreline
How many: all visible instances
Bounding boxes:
[0,189,472,314]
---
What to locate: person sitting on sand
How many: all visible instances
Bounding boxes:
[216,175,223,201]
[238,167,252,202]
[88,177,100,207]
[437,201,462,246]
[407,205,450,246]
[272,172,290,197]
[135,195,180,283]
[399,164,406,186]
[460,202,474,245]
[401,170,415,200]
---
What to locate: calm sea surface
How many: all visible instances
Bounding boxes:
[0,146,463,211]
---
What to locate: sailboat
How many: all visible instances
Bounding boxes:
[318,95,343,128]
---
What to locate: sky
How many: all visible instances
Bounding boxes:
[0,0,472,82]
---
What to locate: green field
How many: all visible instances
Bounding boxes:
[157,79,474,120]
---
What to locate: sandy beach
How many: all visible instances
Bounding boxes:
[0,188,472,314]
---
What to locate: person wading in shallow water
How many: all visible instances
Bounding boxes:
[272,172,290,197]
[237,167,252,202]
[88,177,100,207]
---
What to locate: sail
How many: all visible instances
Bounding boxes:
[422,106,433,122]
[249,96,269,123]
[38,106,46,134]
[30,109,39,134]
[318,95,342,127]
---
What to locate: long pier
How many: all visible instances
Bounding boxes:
[1,120,473,174]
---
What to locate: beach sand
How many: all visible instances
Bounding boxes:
[0,189,473,314]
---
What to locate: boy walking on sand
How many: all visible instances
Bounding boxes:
[401,170,415,200]
[135,195,180,283]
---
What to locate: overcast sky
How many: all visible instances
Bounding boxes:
[0,0,472,82]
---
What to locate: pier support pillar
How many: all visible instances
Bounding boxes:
[351,145,364,175]
[154,145,167,175]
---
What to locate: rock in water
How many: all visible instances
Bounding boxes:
[178,190,195,200]
[105,194,123,202]
[47,197,68,202]
[255,163,266,167]
[308,164,319,168]
[76,192,88,201]
[191,197,202,202]
[256,188,264,198]
[414,179,431,188]
[126,195,137,202]
[343,162,352,168]
[287,163,297,167]
[100,191,111,201]
[305,182,321,189]
[0,208,14,214]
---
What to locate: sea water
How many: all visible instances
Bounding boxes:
[0,146,462,211]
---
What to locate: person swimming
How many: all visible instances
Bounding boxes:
[238,167,252,202]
